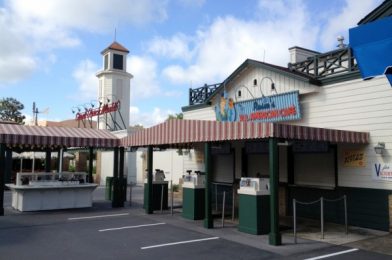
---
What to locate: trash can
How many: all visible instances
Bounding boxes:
[112,177,127,207]
[105,177,113,200]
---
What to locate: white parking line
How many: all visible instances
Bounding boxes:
[141,237,220,250]
[99,223,166,232]
[68,213,129,220]
[304,248,359,260]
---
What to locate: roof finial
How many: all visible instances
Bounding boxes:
[114,28,117,42]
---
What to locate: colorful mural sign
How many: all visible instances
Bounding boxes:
[343,150,366,167]
[374,163,392,181]
[215,91,301,123]
[215,92,236,122]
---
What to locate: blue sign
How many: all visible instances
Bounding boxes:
[228,91,301,123]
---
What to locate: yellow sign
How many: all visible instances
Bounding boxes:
[343,150,366,167]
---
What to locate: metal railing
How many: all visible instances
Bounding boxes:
[212,182,236,227]
[189,83,221,105]
[293,195,348,244]
[288,47,358,79]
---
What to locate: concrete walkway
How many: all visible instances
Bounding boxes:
[4,185,392,257]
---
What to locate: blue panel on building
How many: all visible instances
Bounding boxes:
[349,16,392,81]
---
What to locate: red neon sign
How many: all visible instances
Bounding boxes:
[76,101,120,121]
[239,105,297,122]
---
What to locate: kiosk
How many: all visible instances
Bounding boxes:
[6,172,97,212]
[143,169,168,210]
[182,171,205,220]
[238,177,270,235]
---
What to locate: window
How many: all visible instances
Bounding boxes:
[113,54,123,70]
[104,54,108,70]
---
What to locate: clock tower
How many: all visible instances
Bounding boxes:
[96,41,133,130]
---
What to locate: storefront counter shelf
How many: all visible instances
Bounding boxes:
[6,183,98,212]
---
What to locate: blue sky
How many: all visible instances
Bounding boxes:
[0,0,383,127]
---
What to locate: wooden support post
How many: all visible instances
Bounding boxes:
[269,138,282,246]
[204,142,213,228]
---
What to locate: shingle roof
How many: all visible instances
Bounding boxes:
[101,41,129,54]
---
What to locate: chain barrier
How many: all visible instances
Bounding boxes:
[293,195,348,244]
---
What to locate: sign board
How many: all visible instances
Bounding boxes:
[374,163,392,181]
[343,150,366,167]
[215,91,301,123]
[76,101,120,121]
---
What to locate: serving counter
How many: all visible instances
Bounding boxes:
[6,172,97,212]
[182,173,205,220]
[237,177,270,235]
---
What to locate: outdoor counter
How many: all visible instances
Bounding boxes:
[6,171,97,212]
[6,183,98,212]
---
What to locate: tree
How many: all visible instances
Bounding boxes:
[167,113,183,120]
[0,97,26,124]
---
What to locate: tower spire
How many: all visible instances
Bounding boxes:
[114,28,117,42]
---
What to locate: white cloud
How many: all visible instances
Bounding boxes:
[162,0,318,86]
[147,33,194,61]
[0,7,36,84]
[130,106,174,127]
[72,59,99,100]
[8,0,168,33]
[127,55,161,100]
[321,0,382,49]
[0,0,169,84]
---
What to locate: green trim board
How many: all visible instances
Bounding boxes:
[238,194,270,235]
[182,187,205,220]
[287,186,391,231]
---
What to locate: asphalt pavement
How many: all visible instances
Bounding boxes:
[0,185,390,260]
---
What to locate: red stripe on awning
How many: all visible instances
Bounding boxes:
[0,124,119,147]
[120,120,370,147]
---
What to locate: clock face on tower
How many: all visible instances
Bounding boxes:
[113,54,123,70]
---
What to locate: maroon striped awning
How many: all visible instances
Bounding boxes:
[121,119,369,147]
[0,124,119,148]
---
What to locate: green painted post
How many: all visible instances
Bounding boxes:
[0,144,5,216]
[204,142,213,228]
[45,149,51,173]
[146,146,153,214]
[88,147,94,183]
[119,146,125,205]
[5,149,12,184]
[269,138,282,246]
[112,147,119,208]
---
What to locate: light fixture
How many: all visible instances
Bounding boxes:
[374,142,385,155]
[235,85,255,102]
[255,76,278,96]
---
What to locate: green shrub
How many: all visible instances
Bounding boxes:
[172,184,180,192]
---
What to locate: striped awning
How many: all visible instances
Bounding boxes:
[0,123,120,148]
[121,119,369,147]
